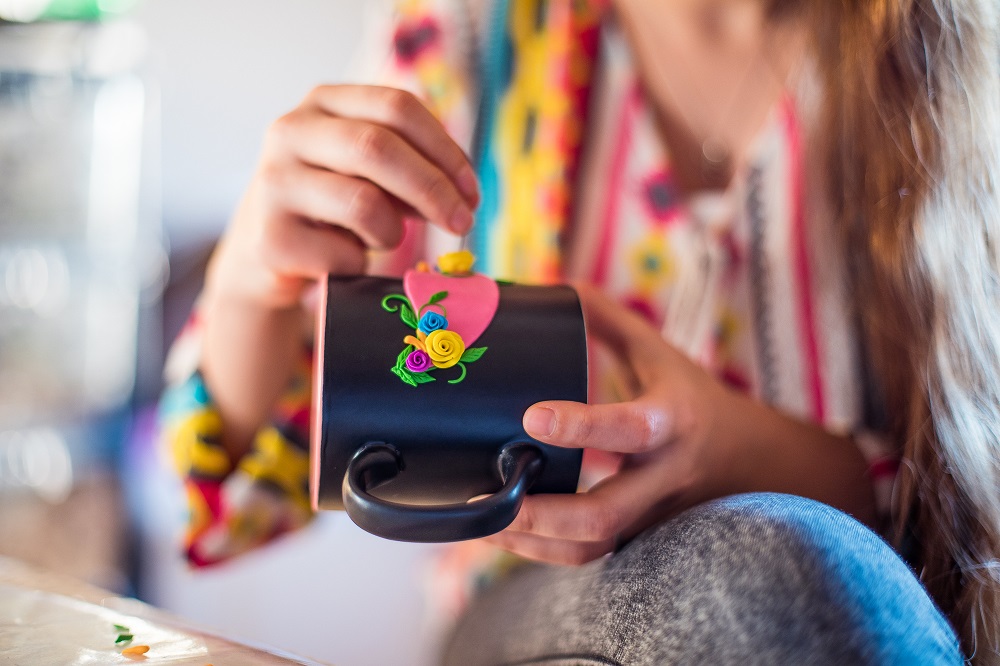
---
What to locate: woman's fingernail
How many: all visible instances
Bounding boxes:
[456,166,479,202]
[449,207,473,234]
[524,407,555,438]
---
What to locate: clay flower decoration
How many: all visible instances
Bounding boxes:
[405,349,433,373]
[424,330,465,368]
[380,251,493,387]
[418,311,448,334]
[437,249,475,275]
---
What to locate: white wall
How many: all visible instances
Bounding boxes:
[133,0,388,244]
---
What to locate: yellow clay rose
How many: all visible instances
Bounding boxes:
[424,329,466,369]
[437,250,475,275]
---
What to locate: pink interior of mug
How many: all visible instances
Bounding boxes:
[309,274,330,512]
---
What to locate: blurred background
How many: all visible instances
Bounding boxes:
[0,1,445,664]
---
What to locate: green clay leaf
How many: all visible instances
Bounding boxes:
[447,362,468,384]
[399,302,419,329]
[113,625,130,633]
[391,365,418,387]
[428,291,448,305]
[115,634,133,644]
[411,371,436,384]
[460,347,487,363]
[395,346,414,369]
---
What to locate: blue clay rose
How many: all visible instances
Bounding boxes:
[418,311,448,335]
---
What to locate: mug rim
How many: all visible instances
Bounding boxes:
[309,272,331,511]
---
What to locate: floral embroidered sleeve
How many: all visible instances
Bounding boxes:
[158,311,314,567]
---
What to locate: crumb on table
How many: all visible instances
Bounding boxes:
[121,644,150,659]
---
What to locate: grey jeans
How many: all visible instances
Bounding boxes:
[442,493,961,665]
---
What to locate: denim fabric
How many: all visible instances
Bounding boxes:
[442,493,962,666]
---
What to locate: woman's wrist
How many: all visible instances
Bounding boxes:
[200,252,309,461]
[203,232,310,314]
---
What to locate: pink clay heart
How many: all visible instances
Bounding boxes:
[403,270,500,346]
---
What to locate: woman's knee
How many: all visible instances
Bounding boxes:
[612,492,961,664]
[444,494,961,665]
[622,492,899,579]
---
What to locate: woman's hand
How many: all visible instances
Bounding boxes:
[487,283,876,565]
[485,283,734,564]
[206,85,479,310]
[200,85,478,458]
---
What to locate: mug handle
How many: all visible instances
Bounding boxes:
[342,442,544,542]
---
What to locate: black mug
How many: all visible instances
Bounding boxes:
[310,274,588,542]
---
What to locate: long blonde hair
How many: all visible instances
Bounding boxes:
[793,0,1000,659]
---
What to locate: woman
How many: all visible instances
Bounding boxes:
[160,0,1000,662]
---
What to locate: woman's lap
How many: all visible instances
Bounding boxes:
[442,493,961,666]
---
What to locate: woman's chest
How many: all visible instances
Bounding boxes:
[566,24,864,431]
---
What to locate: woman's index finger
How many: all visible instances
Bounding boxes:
[305,85,479,205]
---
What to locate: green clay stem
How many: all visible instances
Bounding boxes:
[447,362,468,384]
[417,302,447,319]
[381,294,411,313]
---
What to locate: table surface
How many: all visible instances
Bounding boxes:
[0,555,327,665]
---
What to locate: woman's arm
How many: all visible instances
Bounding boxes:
[487,283,876,565]
[712,389,876,524]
